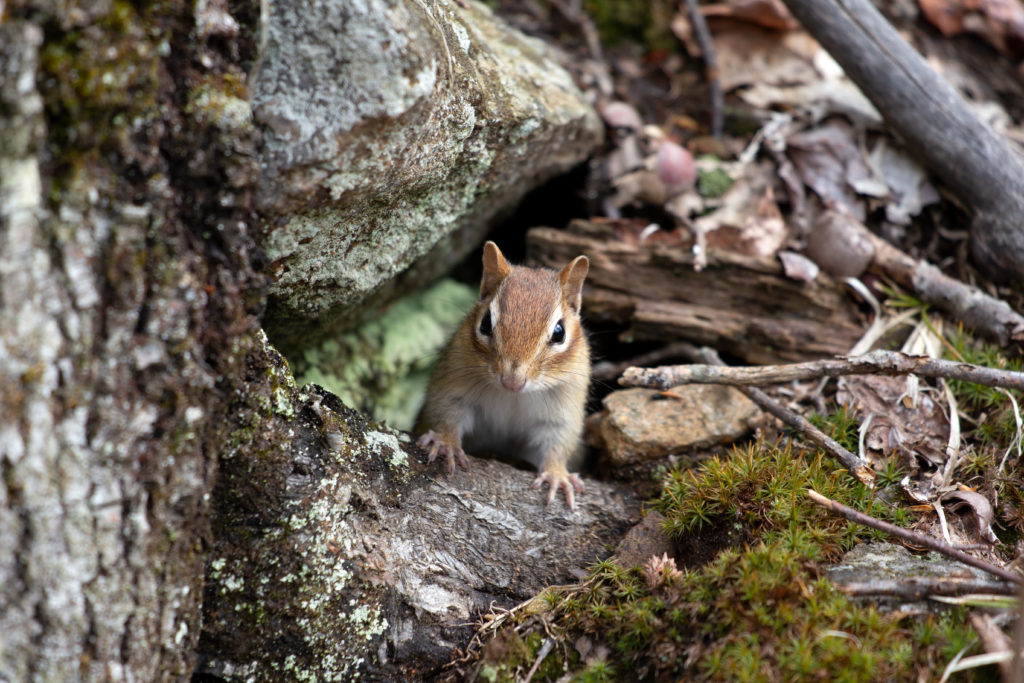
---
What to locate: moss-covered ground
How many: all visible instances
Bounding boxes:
[460,330,1020,682]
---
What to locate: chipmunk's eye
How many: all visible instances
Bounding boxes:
[550,319,565,344]
[479,310,493,336]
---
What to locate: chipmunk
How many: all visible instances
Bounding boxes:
[416,241,591,508]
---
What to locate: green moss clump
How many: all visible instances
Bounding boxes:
[478,441,987,681]
[583,0,677,52]
[696,164,733,199]
[38,1,164,167]
[293,278,476,430]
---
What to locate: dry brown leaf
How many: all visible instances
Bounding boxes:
[694,164,789,258]
[786,119,878,221]
[701,0,800,30]
[778,250,819,282]
[918,0,1024,54]
[712,27,819,91]
[942,489,999,544]
[837,375,949,471]
[867,139,940,225]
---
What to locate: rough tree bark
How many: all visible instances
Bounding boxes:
[1,2,263,679]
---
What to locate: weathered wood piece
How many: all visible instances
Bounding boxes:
[198,336,640,681]
[527,221,866,364]
[781,0,1024,283]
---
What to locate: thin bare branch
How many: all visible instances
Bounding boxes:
[691,348,875,484]
[683,0,723,139]
[838,578,1018,599]
[592,341,702,382]
[807,489,1022,585]
[620,349,1024,391]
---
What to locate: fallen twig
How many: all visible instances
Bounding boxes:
[838,577,1018,600]
[858,221,1024,350]
[683,0,723,140]
[592,341,702,382]
[807,489,1022,585]
[691,347,875,484]
[620,349,1024,391]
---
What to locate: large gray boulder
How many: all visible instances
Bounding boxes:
[254,0,603,352]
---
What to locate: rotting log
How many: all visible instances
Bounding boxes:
[197,334,640,681]
[527,221,866,364]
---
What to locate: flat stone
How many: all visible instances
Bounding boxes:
[826,541,1008,610]
[597,384,759,465]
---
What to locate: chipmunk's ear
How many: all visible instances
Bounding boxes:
[481,241,510,299]
[558,255,589,313]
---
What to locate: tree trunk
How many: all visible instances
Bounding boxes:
[0,3,263,679]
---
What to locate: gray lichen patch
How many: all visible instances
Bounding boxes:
[201,331,421,681]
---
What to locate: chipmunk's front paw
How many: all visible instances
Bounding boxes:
[532,465,585,510]
[416,430,469,475]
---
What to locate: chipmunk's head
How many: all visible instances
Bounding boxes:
[472,241,589,393]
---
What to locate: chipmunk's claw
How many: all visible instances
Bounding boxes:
[532,470,585,510]
[417,430,469,475]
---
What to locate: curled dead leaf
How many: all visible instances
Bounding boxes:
[942,489,999,545]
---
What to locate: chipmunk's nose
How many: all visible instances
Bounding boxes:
[500,367,527,392]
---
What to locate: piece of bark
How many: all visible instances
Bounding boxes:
[198,336,641,681]
[781,0,1024,283]
[528,220,865,364]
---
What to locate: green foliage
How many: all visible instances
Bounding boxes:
[809,405,859,453]
[583,0,677,52]
[696,165,733,199]
[294,278,476,430]
[490,442,988,681]
[653,441,873,553]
